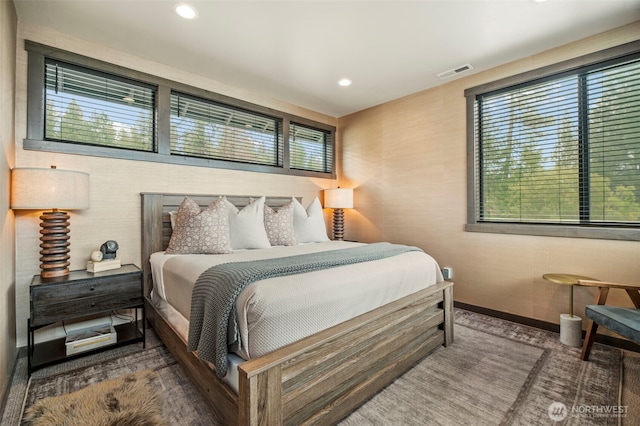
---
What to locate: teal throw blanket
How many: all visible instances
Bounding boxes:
[187,242,423,377]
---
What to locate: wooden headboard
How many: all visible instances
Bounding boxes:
[140,193,299,298]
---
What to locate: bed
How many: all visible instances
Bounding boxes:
[141,192,454,425]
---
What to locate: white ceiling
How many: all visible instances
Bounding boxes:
[13,0,640,117]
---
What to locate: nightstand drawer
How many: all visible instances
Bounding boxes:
[31,273,142,326]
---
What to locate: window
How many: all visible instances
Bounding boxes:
[45,59,155,152]
[466,42,640,240]
[289,123,333,173]
[25,41,336,178]
[170,92,282,166]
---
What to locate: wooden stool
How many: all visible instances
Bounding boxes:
[543,273,599,347]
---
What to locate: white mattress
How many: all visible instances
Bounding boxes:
[150,241,443,362]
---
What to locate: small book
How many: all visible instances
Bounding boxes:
[86,258,121,273]
[65,325,117,355]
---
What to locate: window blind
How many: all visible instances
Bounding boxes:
[170,92,282,167]
[474,56,640,226]
[44,59,155,151]
[30,43,336,177]
[289,123,333,173]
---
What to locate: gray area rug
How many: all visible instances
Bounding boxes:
[343,310,632,426]
[2,309,638,425]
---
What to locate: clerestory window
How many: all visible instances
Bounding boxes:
[170,91,283,167]
[44,59,156,152]
[25,41,335,178]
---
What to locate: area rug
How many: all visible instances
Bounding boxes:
[22,370,166,426]
[18,345,218,426]
[342,309,629,426]
[4,309,637,426]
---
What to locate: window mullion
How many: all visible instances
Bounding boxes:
[578,74,590,224]
[282,118,290,170]
[157,85,171,155]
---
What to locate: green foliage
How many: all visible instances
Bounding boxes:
[45,94,154,151]
[479,64,640,224]
[170,116,279,166]
[59,100,92,143]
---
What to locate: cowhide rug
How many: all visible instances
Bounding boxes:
[22,370,166,426]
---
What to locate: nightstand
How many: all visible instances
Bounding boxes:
[28,264,145,375]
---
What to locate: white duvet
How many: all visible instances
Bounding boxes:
[150,241,443,361]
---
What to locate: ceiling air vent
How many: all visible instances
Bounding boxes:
[437,63,474,80]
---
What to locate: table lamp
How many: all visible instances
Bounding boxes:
[324,187,353,241]
[11,166,90,278]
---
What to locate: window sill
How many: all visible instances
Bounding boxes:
[465,223,640,241]
[23,139,336,179]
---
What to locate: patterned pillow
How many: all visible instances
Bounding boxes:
[165,197,232,254]
[264,202,297,246]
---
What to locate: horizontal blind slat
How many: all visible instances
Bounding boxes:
[44,59,155,152]
[475,56,640,225]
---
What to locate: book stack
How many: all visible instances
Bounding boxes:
[86,258,121,273]
[65,325,117,355]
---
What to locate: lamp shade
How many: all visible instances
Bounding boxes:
[11,167,90,210]
[324,188,353,209]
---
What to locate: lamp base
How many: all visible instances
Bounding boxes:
[332,208,345,241]
[39,210,71,278]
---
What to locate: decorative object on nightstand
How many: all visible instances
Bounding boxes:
[90,250,104,262]
[100,240,119,259]
[324,187,353,241]
[542,273,599,347]
[11,166,90,278]
[87,241,122,272]
[87,259,121,273]
[28,264,145,375]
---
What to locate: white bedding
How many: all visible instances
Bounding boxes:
[150,241,443,362]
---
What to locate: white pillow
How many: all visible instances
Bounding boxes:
[292,197,330,243]
[224,196,271,250]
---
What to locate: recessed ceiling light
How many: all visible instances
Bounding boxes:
[338,78,352,87]
[174,3,198,20]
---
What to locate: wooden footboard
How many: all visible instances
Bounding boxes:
[146,280,453,425]
[238,281,453,425]
[141,192,454,425]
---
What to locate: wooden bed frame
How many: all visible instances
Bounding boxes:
[141,192,454,425]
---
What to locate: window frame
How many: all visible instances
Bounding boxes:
[465,40,640,241]
[289,122,334,173]
[24,41,336,179]
[43,57,157,153]
[169,90,284,167]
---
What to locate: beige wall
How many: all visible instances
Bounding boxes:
[1,0,17,404]
[13,23,338,347]
[339,22,640,329]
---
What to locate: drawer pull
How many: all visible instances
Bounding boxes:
[91,302,96,307]
[90,287,95,291]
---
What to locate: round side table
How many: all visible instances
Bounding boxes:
[542,273,599,347]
